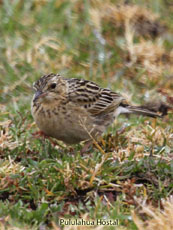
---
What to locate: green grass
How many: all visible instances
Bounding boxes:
[0,0,173,229]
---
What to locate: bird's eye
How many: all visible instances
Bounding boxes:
[50,83,56,89]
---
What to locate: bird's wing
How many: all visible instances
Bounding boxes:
[67,78,124,116]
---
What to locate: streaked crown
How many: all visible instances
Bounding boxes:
[33,73,61,91]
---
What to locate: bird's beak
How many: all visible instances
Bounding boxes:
[33,91,47,102]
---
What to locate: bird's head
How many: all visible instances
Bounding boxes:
[33,73,67,103]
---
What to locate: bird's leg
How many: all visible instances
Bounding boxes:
[32,130,59,146]
[80,140,93,154]
[32,130,48,139]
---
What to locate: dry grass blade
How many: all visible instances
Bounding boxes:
[0,120,18,151]
[90,152,110,185]
[3,74,28,94]
[132,196,173,230]
[90,3,165,37]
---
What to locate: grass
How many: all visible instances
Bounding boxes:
[0,0,173,229]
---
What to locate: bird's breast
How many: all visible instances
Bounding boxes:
[32,102,94,144]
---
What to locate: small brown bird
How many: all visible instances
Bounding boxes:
[31,73,162,144]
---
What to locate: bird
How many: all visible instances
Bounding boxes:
[31,73,162,145]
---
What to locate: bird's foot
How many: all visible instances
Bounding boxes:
[80,140,93,154]
[32,130,59,146]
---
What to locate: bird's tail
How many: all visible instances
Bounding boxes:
[118,102,162,118]
[126,105,162,118]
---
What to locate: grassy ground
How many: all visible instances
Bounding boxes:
[0,0,173,229]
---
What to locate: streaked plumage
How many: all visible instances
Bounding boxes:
[31,73,161,144]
